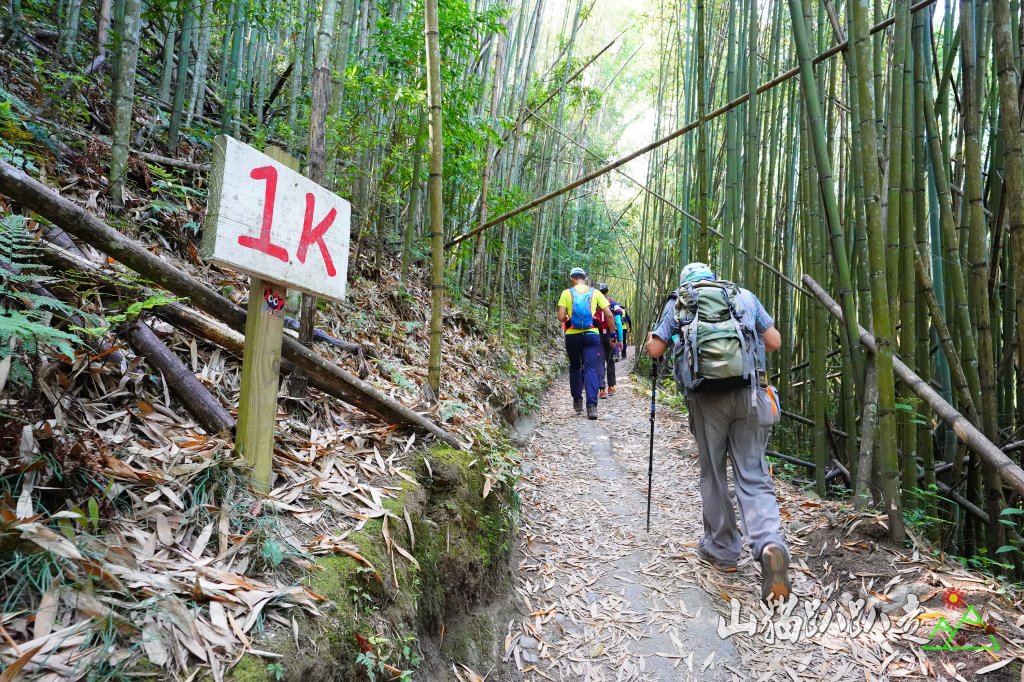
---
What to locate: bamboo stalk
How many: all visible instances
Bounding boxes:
[803,274,1024,498]
[424,0,444,394]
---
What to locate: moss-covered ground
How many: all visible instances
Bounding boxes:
[225,362,560,681]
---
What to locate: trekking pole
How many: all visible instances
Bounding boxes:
[646,358,657,532]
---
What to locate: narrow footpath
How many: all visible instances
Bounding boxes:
[491,360,1024,682]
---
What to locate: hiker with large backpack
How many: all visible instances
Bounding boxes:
[644,262,791,604]
[595,283,624,396]
[557,267,616,420]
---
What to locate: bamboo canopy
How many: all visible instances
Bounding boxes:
[446,0,939,250]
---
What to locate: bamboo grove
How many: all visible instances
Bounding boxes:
[4,0,1024,574]
[1,0,638,391]
[609,0,1024,574]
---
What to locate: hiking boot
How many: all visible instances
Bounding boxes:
[760,544,792,603]
[586,404,598,420]
[607,386,617,396]
[598,388,608,399]
[697,543,737,573]
[573,398,584,415]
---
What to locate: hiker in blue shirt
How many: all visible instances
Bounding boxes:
[645,262,791,604]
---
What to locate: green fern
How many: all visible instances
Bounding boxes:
[0,215,87,370]
[0,310,78,360]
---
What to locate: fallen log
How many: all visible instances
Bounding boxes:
[936,480,989,523]
[0,160,464,450]
[826,458,850,484]
[25,119,211,173]
[124,319,235,436]
[766,450,816,470]
[803,274,1024,498]
[136,151,209,173]
[156,303,382,413]
[281,316,377,358]
[41,234,464,449]
[781,409,849,438]
[282,316,371,379]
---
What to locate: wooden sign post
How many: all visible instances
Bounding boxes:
[202,135,351,491]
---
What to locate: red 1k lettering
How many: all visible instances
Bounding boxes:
[238,166,288,262]
[296,192,337,277]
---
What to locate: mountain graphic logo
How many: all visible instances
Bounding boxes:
[921,605,1000,651]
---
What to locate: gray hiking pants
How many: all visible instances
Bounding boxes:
[686,387,788,564]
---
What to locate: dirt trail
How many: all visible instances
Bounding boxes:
[491,361,1024,682]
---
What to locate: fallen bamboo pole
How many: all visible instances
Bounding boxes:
[124,319,235,436]
[781,409,849,438]
[520,104,808,293]
[501,29,625,145]
[827,458,851,483]
[43,241,467,449]
[803,274,1024,497]
[0,159,464,449]
[937,480,989,523]
[766,450,817,470]
[446,0,940,250]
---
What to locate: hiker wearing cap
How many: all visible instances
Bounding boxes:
[645,262,791,604]
[595,283,624,397]
[557,268,615,419]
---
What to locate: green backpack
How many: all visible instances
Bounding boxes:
[671,280,758,393]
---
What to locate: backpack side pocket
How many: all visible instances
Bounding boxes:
[755,385,782,427]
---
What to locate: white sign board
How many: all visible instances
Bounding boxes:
[202,135,351,301]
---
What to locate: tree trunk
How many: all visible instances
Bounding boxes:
[785,0,865,401]
[402,106,427,284]
[108,0,141,207]
[167,0,195,150]
[289,0,338,399]
[329,0,356,116]
[469,23,508,299]
[741,0,759,285]
[424,0,444,395]
[185,0,212,125]
[855,357,879,508]
[848,0,904,541]
[990,0,1024,559]
[694,0,709,263]
[221,0,244,133]
[157,2,178,105]
[96,0,113,58]
[61,0,81,56]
